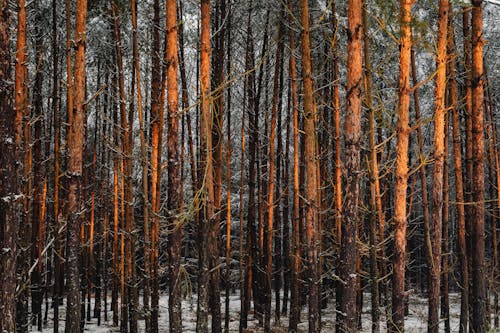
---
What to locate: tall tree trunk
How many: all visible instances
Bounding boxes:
[52,0,62,329]
[150,0,163,329]
[264,18,284,332]
[32,17,45,329]
[298,0,320,331]
[210,1,226,330]
[196,1,213,331]
[363,2,380,331]
[338,0,363,331]
[471,1,487,331]
[224,6,232,332]
[165,0,182,331]
[131,0,150,330]
[15,0,29,330]
[428,1,449,332]
[448,11,469,332]
[240,10,255,329]
[391,1,413,332]
[0,1,18,331]
[288,1,301,329]
[65,0,87,330]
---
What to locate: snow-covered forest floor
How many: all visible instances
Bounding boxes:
[35,292,481,332]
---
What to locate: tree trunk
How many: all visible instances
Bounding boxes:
[428,1,448,332]
[196,1,213,331]
[165,0,182,331]
[65,0,87,331]
[471,1,487,331]
[0,2,18,330]
[288,1,301,329]
[338,0,363,331]
[150,0,163,329]
[449,11,469,332]
[391,1,413,332]
[264,17,284,332]
[363,2,380,331]
[15,0,30,330]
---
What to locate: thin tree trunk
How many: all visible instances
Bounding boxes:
[240,10,255,329]
[196,1,213,331]
[0,2,18,330]
[265,19,283,332]
[224,6,232,332]
[471,2,487,331]
[210,1,226,330]
[150,0,163,329]
[52,0,62,328]
[363,2,380,331]
[428,2,449,332]
[15,0,30,329]
[288,1,301,329]
[32,9,45,330]
[131,0,151,330]
[449,10,469,331]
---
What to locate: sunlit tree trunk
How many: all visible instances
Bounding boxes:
[428,1,448,332]
[165,0,182,331]
[150,0,163,330]
[391,1,413,332]
[196,1,213,331]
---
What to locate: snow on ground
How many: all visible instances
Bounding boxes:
[37,292,493,332]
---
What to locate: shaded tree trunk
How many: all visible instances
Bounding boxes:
[338,0,363,331]
[470,1,487,331]
[65,0,87,331]
[0,2,18,331]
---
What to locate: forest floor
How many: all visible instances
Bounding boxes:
[34,291,485,332]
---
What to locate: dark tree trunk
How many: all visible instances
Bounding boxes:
[0,2,18,331]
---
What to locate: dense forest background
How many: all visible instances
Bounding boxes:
[0,0,499,332]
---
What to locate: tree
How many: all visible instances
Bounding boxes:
[196,1,214,331]
[65,0,88,331]
[165,0,182,331]
[471,1,487,331]
[428,1,449,332]
[0,1,17,331]
[391,1,413,332]
[298,0,320,331]
[338,0,363,331]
